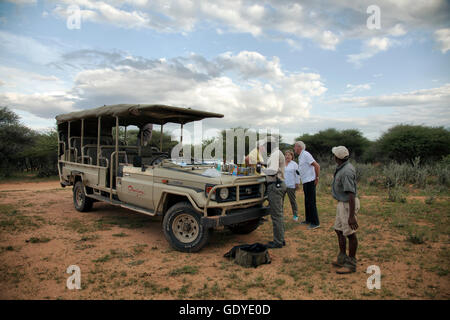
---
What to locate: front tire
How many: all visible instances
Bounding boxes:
[163,202,211,252]
[73,181,93,212]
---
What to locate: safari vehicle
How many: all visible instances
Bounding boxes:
[56,104,269,252]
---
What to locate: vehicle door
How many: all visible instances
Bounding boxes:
[117,165,154,210]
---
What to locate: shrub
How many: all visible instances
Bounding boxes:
[387,186,406,203]
[295,128,371,161]
[382,158,432,189]
[407,232,426,244]
[354,162,380,185]
[374,125,450,164]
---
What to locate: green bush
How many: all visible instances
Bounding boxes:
[387,185,406,203]
[295,128,371,161]
[373,125,450,164]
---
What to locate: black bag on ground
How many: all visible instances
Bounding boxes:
[224,243,271,268]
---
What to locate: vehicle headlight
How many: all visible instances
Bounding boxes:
[219,188,229,200]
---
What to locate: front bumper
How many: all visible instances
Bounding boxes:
[201,206,270,228]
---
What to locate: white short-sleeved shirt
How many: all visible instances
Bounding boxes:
[297,150,316,184]
[285,161,300,188]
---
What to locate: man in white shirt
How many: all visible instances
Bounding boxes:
[259,138,287,248]
[294,141,320,229]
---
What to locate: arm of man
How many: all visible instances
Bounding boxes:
[347,191,358,230]
[312,161,320,186]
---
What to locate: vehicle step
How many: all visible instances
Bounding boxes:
[86,194,156,216]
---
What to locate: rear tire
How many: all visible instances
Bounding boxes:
[228,218,261,234]
[73,181,93,212]
[163,202,211,252]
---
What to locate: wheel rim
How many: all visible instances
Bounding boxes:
[75,187,83,207]
[172,213,199,243]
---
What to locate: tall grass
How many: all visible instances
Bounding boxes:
[382,157,450,189]
[316,157,449,200]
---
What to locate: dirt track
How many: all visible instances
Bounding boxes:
[0,180,449,299]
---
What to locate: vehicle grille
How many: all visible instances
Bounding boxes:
[229,184,261,200]
[215,184,262,203]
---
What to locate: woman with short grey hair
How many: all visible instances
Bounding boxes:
[284,150,300,221]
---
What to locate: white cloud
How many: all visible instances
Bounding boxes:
[5,44,447,141]
[1,50,327,131]
[10,0,447,52]
[0,92,76,118]
[318,30,340,50]
[347,37,392,67]
[67,50,326,128]
[368,37,390,51]
[330,84,450,132]
[12,109,57,131]
[318,84,450,139]
[388,24,407,37]
[346,83,371,93]
[336,84,450,108]
[216,51,284,80]
[0,66,68,94]
[53,0,151,30]
[434,28,450,53]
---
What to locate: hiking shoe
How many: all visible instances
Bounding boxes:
[332,253,348,268]
[336,257,357,274]
[300,220,309,225]
[293,216,299,222]
[308,224,320,230]
[283,240,286,246]
[266,241,283,249]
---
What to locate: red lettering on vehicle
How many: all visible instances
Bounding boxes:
[128,185,144,196]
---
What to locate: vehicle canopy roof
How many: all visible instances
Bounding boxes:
[55,104,224,127]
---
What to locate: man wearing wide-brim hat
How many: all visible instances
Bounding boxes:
[331,146,360,274]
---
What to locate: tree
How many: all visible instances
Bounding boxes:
[373,125,450,164]
[0,107,35,177]
[295,128,371,160]
[20,130,58,177]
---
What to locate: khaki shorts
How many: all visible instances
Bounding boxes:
[334,197,360,237]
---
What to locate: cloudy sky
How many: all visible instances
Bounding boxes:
[0,0,449,142]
